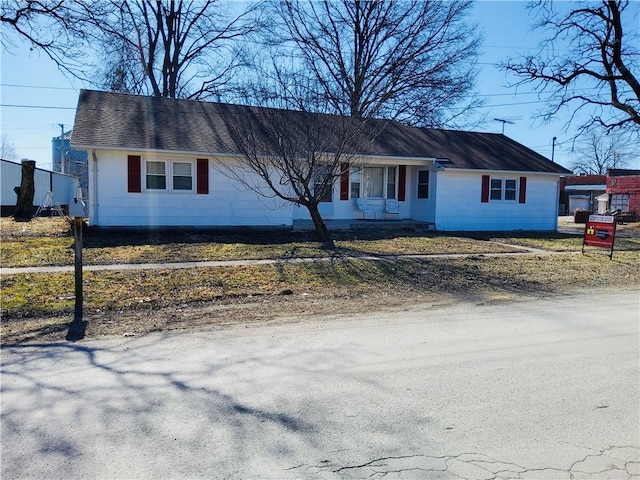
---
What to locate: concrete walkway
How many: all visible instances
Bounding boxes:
[0,243,573,275]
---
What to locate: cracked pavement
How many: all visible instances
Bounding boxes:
[290,447,640,479]
[2,290,638,479]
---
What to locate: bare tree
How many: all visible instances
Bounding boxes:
[504,0,640,135]
[263,0,481,127]
[2,1,262,100]
[570,130,632,174]
[83,0,263,99]
[1,134,18,160]
[217,81,374,245]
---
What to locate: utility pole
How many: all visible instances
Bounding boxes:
[58,123,65,174]
[552,136,557,163]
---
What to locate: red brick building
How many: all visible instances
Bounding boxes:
[607,169,640,219]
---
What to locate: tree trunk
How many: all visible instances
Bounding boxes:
[14,160,36,221]
[307,202,334,248]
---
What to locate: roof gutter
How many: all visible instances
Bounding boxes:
[71,145,440,166]
[439,167,569,176]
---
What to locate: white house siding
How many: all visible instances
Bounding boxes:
[434,170,560,231]
[88,151,292,227]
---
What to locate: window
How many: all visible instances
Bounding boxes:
[173,162,192,190]
[128,158,207,194]
[350,168,361,198]
[505,179,517,201]
[387,167,396,199]
[146,161,166,190]
[352,166,399,199]
[489,177,517,201]
[417,170,429,198]
[363,167,384,197]
[610,194,629,211]
[490,178,502,200]
[144,160,195,192]
[314,165,332,202]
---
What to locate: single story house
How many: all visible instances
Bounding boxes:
[70,90,570,231]
[1,158,80,217]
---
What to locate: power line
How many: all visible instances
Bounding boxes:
[1,83,79,91]
[0,104,76,110]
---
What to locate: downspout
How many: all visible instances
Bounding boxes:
[92,150,98,226]
[555,177,561,231]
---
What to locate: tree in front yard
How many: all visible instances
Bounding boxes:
[217,82,374,246]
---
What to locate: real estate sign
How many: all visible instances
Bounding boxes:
[582,215,617,259]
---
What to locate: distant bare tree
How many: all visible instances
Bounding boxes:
[1,134,18,160]
[570,130,632,175]
[264,0,481,127]
[504,0,640,135]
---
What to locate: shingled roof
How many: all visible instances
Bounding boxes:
[71,90,570,174]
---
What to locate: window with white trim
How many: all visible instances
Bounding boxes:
[417,170,429,198]
[351,166,397,198]
[314,165,332,202]
[387,167,396,199]
[363,167,384,197]
[146,161,166,190]
[350,168,361,198]
[173,162,193,190]
[144,160,194,192]
[490,177,517,201]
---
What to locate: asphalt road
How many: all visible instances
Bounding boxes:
[1,290,638,479]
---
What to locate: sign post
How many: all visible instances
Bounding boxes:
[582,215,617,260]
[66,192,88,341]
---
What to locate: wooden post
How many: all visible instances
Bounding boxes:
[66,217,86,340]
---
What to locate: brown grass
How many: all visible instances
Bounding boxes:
[2,217,639,345]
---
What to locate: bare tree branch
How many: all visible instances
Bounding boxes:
[215,77,378,245]
[263,0,482,127]
[503,0,640,135]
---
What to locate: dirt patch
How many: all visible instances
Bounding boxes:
[0,288,526,345]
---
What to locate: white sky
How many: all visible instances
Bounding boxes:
[1,1,638,172]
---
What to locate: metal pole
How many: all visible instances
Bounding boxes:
[58,124,65,174]
[552,136,557,162]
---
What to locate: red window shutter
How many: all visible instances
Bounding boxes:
[481,175,490,203]
[519,176,527,203]
[127,155,141,193]
[398,165,407,202]
[339,162,349,200]
[197,158,209,194]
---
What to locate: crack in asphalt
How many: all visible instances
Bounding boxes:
[291,446,640,479]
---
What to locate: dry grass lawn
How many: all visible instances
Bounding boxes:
[2,217,639,345]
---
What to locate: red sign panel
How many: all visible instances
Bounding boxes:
[583,215,617,259]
